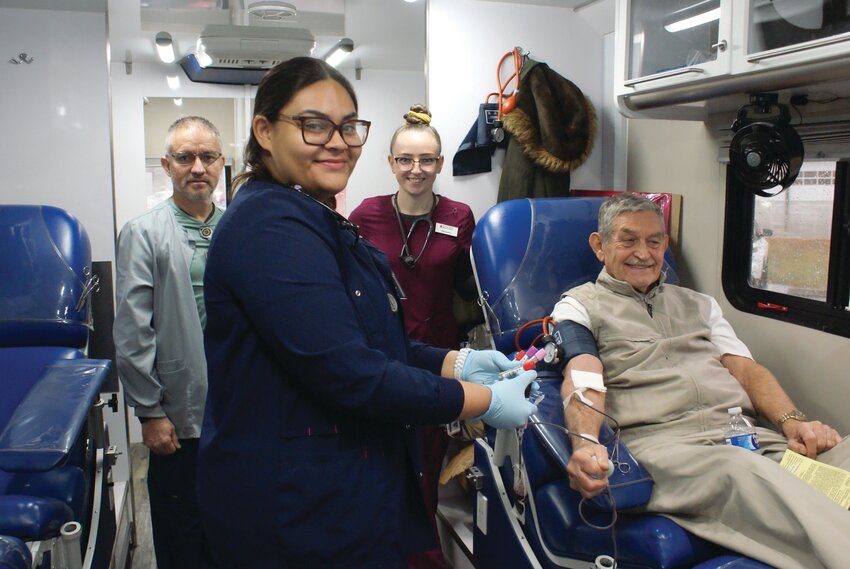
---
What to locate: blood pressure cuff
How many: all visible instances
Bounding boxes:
[452,103,505,176]
[552,319,598,373]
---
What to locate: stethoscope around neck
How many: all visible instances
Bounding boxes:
[393,192,437,269]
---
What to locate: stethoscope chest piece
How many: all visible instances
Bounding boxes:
[394,192,437,270]
[400,254,418,269]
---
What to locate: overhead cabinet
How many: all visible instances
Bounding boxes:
[615,0,850,119]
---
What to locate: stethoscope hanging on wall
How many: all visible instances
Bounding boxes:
[394,192,437,269]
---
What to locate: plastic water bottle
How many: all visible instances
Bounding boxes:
[724,407,759,451]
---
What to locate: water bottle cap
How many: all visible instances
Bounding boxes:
[728,406,742,415]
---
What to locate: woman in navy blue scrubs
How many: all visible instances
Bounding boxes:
[197,57,537,569]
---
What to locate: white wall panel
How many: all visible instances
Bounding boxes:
[343,69,426,215]
[427,0,607,222]
[627,118,850,434]
[0,7,115,262]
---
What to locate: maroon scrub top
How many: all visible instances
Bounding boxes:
[349,194,475,349]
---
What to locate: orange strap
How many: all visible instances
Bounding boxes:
[485,47,523,120]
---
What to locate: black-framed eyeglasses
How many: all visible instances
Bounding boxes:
[277,114,371,147]
[393,156,439,170]
[169,151,222,166]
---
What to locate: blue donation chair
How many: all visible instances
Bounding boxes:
[469,197,773,569]
[0,205,115,569]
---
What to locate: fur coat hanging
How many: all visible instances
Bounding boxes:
[498,58,596,202]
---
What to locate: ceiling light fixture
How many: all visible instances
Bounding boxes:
[323,37,354,67]
[195,37,213,68]
[167,74,180,90]
[248,1,297,21]
[155,31,175,63]
[663,1,720,33]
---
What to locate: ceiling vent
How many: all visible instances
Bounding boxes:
[248,1,298,21]
[179,24,315,85]
[195,24,315,69]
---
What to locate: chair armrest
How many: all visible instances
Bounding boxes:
[0,359,111,472]
[529,379,654,510]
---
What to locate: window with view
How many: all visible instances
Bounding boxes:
[723,160,850,337]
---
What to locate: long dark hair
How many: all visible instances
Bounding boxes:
[233,57,359,189]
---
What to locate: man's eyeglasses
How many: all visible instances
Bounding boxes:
[277,114,371,147]
[169,152,222,166]
[393,156,439,170]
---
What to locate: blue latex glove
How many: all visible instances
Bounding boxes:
[479,370,539,429]
[461,349,515,385]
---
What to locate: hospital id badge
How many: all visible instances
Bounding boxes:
[435,223,458,237]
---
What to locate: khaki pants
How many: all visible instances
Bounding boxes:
[626,429,850,569]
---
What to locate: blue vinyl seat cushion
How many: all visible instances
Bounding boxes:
[0,347,83,421]
[0,534,32,569]
[0,205,110,547]
[534,482,721,568]
[692,556,776,569]
[0,466,86,528]
[0,359,110,472]
[0,495,74,541]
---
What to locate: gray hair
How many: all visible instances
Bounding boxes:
[164,116,222,155]
[598,193,665,242]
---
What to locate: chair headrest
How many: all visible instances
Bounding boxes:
[0,206,93,348]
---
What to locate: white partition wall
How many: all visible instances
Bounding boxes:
[427,0,609,222]
[343,69,426,215]
[0,6,115,262]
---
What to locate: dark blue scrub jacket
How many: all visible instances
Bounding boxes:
[197,180,465,569]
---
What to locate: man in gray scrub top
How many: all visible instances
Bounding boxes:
[114,116,225,569]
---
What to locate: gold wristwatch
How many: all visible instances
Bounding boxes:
[777,409,807,427]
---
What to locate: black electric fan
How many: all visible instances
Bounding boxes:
[729,94,804,198]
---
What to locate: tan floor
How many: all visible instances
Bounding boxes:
[129,443,156,569]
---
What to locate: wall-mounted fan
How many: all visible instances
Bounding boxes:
[729,93,804,198]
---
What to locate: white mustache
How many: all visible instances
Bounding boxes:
[626,260,655,268]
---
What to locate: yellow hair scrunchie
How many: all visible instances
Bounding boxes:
[407,111,432,124]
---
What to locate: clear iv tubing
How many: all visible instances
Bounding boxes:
[525,418,620,567]
[519,393,624,567]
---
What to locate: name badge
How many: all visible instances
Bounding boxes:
[435,223,458,237]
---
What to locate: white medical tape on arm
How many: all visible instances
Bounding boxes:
[566,389,594,407]
[571,370,606,392]
[563,370,606,408]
